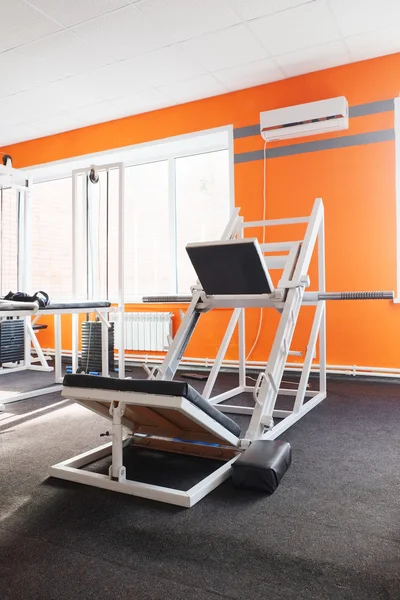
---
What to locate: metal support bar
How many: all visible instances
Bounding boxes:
[293,302,324,413]
[203,308,241,400]
[109,401,126,481]
[101,319,109,377]
[157,293,202,381]
[26,321,52,371]
[54,314,62,383]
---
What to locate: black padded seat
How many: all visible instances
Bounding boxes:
[41,301,111,310]
[63,374,241,438]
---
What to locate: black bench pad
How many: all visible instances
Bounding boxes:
[63,374,241,438]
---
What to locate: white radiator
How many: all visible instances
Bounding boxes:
[110,312,173,351]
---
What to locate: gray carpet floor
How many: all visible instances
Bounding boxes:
[0,372,399,600]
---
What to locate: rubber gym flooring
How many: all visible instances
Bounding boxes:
[0,371,399,599]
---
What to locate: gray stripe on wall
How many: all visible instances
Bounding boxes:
[349,98,394,117]
[233,98,394,140]
[234,129,395,163]
[234,124,260,139]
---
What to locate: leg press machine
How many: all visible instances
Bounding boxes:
[51,198,393,507]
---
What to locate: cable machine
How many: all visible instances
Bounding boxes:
[71,163,125,379]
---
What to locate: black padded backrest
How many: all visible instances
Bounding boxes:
[63,375,241,438]
[186,239,274,295]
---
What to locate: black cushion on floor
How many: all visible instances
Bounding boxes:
[63,374,241,438]
[41,301,111,310]
[231,440,292,494]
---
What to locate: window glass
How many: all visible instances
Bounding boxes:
[31,178,72,300]
[175,150,230,293]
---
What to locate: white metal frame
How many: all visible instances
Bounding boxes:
[0,162,125,408]
[0,166,50,382]
[157,198,327,441]
[51,196,391,505]
[71,163,125,379]
[51,199,327,506]
[394,97,400,302]
[50,387,240,507]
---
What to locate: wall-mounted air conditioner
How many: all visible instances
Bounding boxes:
[260,96,349,142]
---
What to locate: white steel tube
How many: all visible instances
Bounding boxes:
[202,308,241,400]
[54,314,62,382]
[318,213,327,395]
[26,321,50,369]
[118,165,125,379]
[110,403,124,480]
[243,216,309,228]
[395,97,400,299]
[24,317,31,367]
[71,172,79,374]
[291,198,323,286]
[293,302,324,413]
[101,318,109,377]
[238,308,246,387]
[209,386,245,404]
[72,314,79,373]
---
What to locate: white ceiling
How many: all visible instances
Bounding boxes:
[0,0,399,147]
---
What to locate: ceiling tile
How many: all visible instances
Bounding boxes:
[275,40,350,77]
[30,104,120,138]
[0,123,41,146]
[15,30,114,88]
[0,78,104,127]
[0,50,34,98]
[120,45,205,88]
[346,26,400,62]
[26,0,131,27]
[327,0,400,38]
[0,0,62,53]
[158,74,227,104]
[72,5,173,61]
[248,1,340,56]
[181,24,268,73]
[0,92,48,127]
[229,0,317,21]
[29,112,76,136]
[70,102,124,126]
[110,88,176,117]
[31,102,123,136]
[42,78,107,112]
[136,0,241,42]
[63,63,152,103]
[214,58,284,91]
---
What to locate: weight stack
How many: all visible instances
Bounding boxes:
[0,319,25,366]
[79,321,115,373]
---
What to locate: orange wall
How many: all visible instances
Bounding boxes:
[3,53,400,368]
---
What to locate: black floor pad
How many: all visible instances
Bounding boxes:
[0,373,399,600]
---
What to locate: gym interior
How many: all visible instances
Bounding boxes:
[0,2,399,599]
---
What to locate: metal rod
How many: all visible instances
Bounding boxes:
[143,295,192,303]
[318,291,394,300]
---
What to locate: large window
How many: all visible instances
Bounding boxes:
[123,150,230,296]
[28,130,232,300]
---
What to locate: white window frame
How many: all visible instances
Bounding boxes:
[395,97,400,302]
[26,126,235,302]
